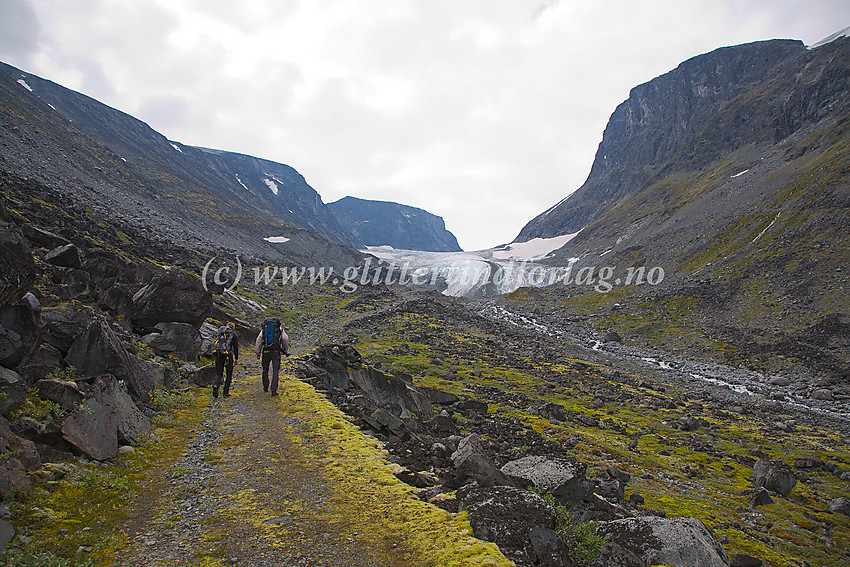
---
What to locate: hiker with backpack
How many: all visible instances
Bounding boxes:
[255,318,290,396]
[212,321,239,398]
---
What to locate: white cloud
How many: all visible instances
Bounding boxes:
[2,0,848,250]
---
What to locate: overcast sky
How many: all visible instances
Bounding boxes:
[1,0,847,250]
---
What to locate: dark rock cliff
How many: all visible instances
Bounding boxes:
[328,196,462,252]
[516,38,818,241]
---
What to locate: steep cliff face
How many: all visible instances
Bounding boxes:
[516,39,810,240]
[508,36,850,386]
[328,196,462,252]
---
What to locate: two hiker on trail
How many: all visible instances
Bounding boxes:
[212,322,239,398]
[256,318,290,396]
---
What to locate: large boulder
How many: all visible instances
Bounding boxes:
[501,455,591,505]
[0,223,35,308]
[0,292,42,368]
[65,317,158,400]
[61,374,151,461]
[753,458,797,497]
[0,367,27,416]
[451,433,513,488]
[21,224,71,250]
[189,364,218,387]
[41,302,96,355]
[17,341,64,383]
[130,269,212,333]
[458,485,557,565]
[35,378,84,411]
[597,516,729,567]
[348,364,433,420]
[45,243,82,269]
[140,322,202,361]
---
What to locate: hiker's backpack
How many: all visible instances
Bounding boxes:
[261,319,282,351]
[213,326,234,356]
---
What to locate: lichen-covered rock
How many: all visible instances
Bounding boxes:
[597,516,729,567]
[501,455,591,504]
[458,485,557,565]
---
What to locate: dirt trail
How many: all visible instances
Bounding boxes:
[107,358,511,567]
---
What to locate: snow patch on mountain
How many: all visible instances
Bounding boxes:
[263,177,279,195]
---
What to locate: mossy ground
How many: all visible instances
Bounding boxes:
[348,301,850,567]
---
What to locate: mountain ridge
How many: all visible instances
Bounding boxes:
[328,196,462,252]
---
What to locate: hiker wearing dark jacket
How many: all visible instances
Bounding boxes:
[255,319,290,396]
[213,322,239,398]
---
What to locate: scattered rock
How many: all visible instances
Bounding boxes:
[458,485,556,565]
[768,376,790,386]
[0,366,27,416]
[61,374,151,461]
[21,224,70,250]
[750,488,774,507]
[827,497,850,516]
[140,322,202,361]
[419,385,459,405]
[451,433,513,488]
[35,378,84,411]
[0,223,35,308]
[0,292,42,368]
[189,364,218,387]
[754,458,797,497]
[0,519,14,551]
[598,516,729,567]
[730,554,763,567]
[811,388,833,401]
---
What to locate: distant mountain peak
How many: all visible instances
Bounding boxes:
[328,196,462,252]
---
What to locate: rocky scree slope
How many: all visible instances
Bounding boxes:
[328,196,463,252]
[0,60,363,270]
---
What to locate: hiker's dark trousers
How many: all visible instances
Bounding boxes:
[214,353,234,395]
[261,350,281,394]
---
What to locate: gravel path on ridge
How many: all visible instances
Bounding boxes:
[111,359,415,567]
